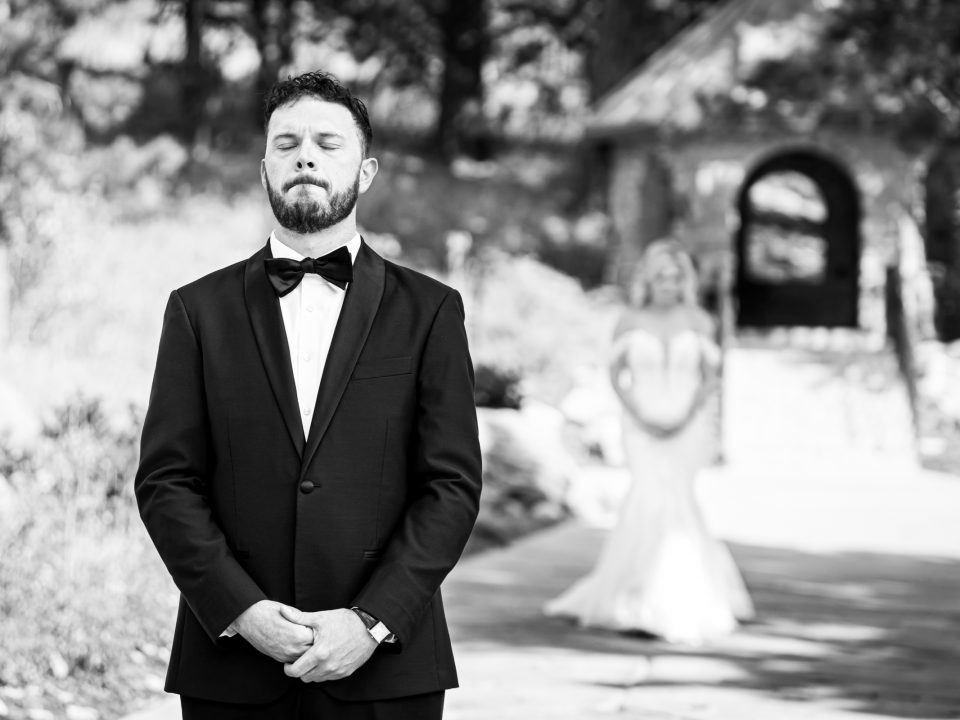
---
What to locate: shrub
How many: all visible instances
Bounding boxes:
[0,397,176,720]
[463,250,622,404]
[474,364,523,409]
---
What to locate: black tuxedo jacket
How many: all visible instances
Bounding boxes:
[134,240,482,704]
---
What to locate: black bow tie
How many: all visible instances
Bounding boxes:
[264,246,354,296]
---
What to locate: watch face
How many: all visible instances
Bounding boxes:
[370,622,390,643]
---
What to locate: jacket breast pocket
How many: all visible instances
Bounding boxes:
[352,356,413,380]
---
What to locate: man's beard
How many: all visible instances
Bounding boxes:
[265,172,360,234]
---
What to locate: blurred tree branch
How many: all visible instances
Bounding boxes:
[742,0,960,139]
[251,0,295,125]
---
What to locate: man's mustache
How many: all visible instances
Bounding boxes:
[283,175,329,192]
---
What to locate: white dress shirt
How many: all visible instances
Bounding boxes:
[270,232,361,436]
[223,232,394,643]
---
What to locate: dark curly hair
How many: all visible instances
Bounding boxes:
[264,71,373,156]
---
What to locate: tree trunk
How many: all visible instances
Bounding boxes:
[924,140,960,341]
[253,0,295,129]
[182,0,208,146]
[434,0,489,160]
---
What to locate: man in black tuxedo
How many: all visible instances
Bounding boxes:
[135,71,482,719]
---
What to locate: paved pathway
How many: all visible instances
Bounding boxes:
[123,333,960,719]
[444,466,960,719]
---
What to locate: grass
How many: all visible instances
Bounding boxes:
[0,399,177,720]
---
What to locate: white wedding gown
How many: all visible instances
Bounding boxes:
[546,328,754,645]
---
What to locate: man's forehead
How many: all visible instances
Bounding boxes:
[268,98,357,137]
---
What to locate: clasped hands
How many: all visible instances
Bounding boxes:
[628,405,694,439]
[233,600,377,682]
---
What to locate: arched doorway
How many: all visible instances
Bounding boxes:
[924,141,960,341]
[735,151,861,328]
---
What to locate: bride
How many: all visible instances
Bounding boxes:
[545,239,754,645]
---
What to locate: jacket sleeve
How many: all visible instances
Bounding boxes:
[135,290,267,641]
[351,290,482,644]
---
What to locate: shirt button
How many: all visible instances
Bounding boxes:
[300,480,315,494]
[302,407,312,416]
[305,305,315,313]
[302,353,312,362]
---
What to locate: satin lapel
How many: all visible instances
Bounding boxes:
[301,241,385,476]
[243,243,305,457]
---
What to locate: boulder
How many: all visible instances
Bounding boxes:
[0,379,41,448]
[474,401,575,548]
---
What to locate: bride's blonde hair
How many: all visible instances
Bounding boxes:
[629,238,699,308]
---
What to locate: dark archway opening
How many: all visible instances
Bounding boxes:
[735,151,861,328]
[923,141,960,341]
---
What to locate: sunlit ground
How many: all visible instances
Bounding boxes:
[441,331,960,720]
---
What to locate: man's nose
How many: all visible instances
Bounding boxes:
[295,142,318,170]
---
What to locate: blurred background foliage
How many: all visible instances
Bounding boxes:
[0,0,743,321]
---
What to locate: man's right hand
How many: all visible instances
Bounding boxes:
[232,600,314,663]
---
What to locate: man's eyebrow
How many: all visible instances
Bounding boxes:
[271,130,345,143]
[313,130,345,141]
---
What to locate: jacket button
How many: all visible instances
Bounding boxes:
[299,480,315,494]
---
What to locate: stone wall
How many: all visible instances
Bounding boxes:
[0,243,9,344]
[604,127,921,334]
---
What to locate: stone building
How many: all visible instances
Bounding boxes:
[587,0,926,333]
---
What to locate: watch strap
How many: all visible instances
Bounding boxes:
[350,607,391,644]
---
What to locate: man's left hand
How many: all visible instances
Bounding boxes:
[278,606,377,683]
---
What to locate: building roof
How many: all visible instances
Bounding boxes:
[588,0,827,138]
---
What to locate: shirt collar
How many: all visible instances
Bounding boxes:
[269,232,362,265]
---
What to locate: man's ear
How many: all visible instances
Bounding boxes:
[358,157,379,195]
[260,160,268,192]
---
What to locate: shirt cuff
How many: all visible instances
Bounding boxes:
[219,622,238,638]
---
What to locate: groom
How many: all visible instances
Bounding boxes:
[135,70,482,719]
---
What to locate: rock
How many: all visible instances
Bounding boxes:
[476,402,576,543]
[141,673,165,692]
[917,341,960,421]
[531,501,567,522]
[26,709,55,720]
[48,688,74,704]
[0,698,9,717]
[65,705,99,720]
[478,401,574,502]
[0,476,21,541]
[558,366,624,465]
[0,687,26,701]
[48,651,69,680]
[0,379,41,447]
[129,649,147,665]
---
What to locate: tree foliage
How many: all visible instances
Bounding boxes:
[734,0,960,140]
[819,1,960,341]
[1,1,93,313]
[2,0,729,158]
[826,0,960,135]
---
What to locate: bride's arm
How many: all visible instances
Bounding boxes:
[609,334,672,438]
[672,316,722,429]
[640,312,721,438]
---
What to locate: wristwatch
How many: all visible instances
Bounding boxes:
[350,606,393,644]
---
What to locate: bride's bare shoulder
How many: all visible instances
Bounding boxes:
[681,306,715,337]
